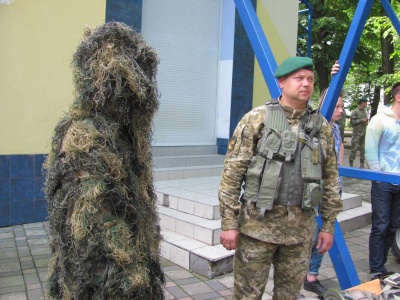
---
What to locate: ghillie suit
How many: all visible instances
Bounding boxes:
[44,22,165,299]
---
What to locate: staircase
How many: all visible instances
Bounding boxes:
[152,146,371,278]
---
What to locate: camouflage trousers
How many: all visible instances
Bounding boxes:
[349,131,366,162]
[233,233,312,300]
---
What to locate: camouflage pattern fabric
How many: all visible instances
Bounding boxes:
[44,22,165,299]
[219,102,342,237]
[218,100,342,300]
[233,233,313,300]
[349,107,368,162]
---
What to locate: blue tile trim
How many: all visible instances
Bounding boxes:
[229,0,256,138]
[105,0,143,31]
[10,155,34,178]
[0,155,10,178]
[11,177,34,202]
[0,154,48,227]
[0,202,10,227]
[11,201,35,225]
[35,200,48,222]
[217,138,229,155]
[0,178,10,203]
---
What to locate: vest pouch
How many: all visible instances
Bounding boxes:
[301,139,322,180]
[281,130,297,161]
[264,129,282,159]
[243,155,267,202]
[256,159,283,211]
[302,182,323,211]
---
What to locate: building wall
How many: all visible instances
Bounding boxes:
[0,0,298,226]
[0,0,105,226]
[217,0,298,153]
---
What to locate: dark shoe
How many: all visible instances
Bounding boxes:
[304,279,327,296]
[349,160,353,167]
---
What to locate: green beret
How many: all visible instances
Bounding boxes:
[359,97,368,103]
[273,56,314,78]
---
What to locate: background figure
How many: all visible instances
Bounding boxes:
[304,89,345,297]
[218,56,342,300]
[336,109,346,143]
[365,82,400,279]
[44,22,165,299]
[349,97,368,168]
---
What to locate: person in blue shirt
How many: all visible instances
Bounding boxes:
[365,82,400,279]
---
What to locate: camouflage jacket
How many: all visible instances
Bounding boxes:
[218,101,342,245]
[350,107,368,134]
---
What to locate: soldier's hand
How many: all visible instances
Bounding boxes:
[220,229,239,250]
[316,231,334,254]
[331,61,340,76]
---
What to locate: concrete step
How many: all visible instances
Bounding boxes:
[154,176,362,221]
[152,145,219,157]
[155,176,220,220]
[155,176,372,278]
[154,165,223,181]
[156,193,366,246]
[160,202,372,278]
[153,154,225,168]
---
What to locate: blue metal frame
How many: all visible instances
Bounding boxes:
[233,0,400,290]
[298,0,313,57]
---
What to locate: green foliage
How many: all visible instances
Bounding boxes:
[298,0,400,114]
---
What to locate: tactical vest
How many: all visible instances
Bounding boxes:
[243,99,325,220]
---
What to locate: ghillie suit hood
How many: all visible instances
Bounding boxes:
[44,22,164,299]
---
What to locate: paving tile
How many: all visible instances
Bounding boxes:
[192,291,221,300]
[166,286,189,298]
[23,273,40,285]
[26,288,43,300]
[205,280,227,292]
[0,292,27,300]
[0,275,24,289]
[180,282,214,296]
[165,269,195,281]
[174,277,201,285]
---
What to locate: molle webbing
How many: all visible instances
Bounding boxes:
[243,100,324,220]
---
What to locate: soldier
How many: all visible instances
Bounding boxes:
[349,97,368,168]
[44,22,165,299]
[218,56,342,300]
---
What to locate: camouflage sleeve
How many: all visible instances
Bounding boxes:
[319,119,343,234]
[350,109,362,127]
[218,107,264,231]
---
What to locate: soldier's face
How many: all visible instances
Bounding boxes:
[331,96,344,123]
[278,69,314,108]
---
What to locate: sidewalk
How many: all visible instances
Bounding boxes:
[1,146,398,299]
[1,221,400,300]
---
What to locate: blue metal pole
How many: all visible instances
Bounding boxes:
[380,0,400,36]
[320,0,374,121]
[339,166,400,184]
[233,0,281,98]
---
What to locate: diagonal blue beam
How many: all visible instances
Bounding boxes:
[380,0,400,36]
[320,0,374,122]
[318,0,374,290]
[233,0,281,98]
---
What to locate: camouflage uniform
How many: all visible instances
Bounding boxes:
[349,107,368,165]
[219,101,342,300]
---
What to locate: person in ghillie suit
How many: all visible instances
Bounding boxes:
[44,22,165,299]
